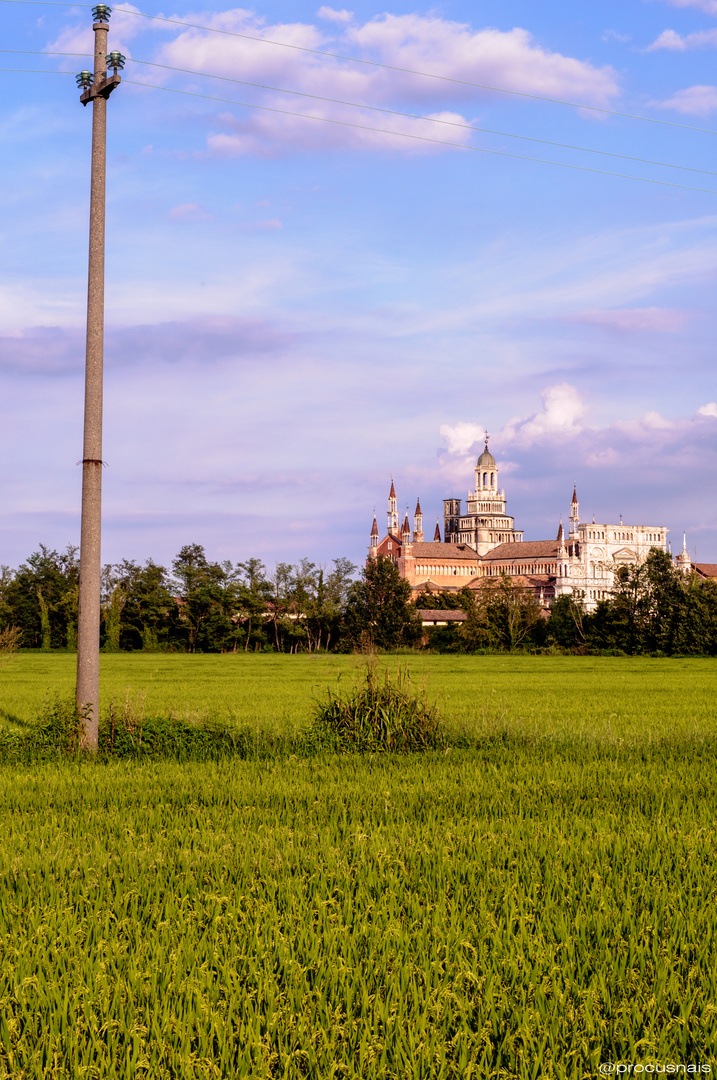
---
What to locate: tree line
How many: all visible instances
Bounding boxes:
[0,544,357,654]
[418,549,717,656]
[0,545,715,655]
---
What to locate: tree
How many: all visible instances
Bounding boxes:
[343,556,422,650]
[547,594,589,651]
[171,544,236,653]
[234,558,272,652]
[2,546,79,649]
[587,550,688,655]
[463,576,544,651]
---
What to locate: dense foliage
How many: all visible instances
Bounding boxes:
[1,545,716,654]
[0,544,357,654]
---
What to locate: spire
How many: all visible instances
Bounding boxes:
[556,521,564,543]
[387,476,398,534]
[413,497,424,543]
[401,513,410,536]
[434,521,441,542]
[369,512,379,554]
[569,486,579,535]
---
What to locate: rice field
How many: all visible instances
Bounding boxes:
[1,655,717,1077]
[2,652,717,744]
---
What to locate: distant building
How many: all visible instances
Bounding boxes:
[370,439,670,611]
[443,436,523,553]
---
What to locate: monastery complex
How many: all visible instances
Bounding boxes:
[368,436,706,610]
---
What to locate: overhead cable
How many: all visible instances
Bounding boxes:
[1,0,716,136]
[2,49,716,177]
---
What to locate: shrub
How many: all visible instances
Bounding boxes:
[310,658,445,752]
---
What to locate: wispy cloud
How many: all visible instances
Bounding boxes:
[168,202,214,221]
[655,0,717,14]
[647,27,717,50]
[567,307,692,332]
[655,84,717,115]
[317,6,354,23]
[0,316,294,374]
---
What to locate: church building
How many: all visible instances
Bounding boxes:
[443,436,522,552]
[369,438,670,611]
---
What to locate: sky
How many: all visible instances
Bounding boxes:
[1,0,716,573]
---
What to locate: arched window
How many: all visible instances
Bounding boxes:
[490,472,495,486]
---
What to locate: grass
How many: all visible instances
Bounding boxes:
[2,747,717,1078]
[1,652,716,745]
[1,654,717,1076]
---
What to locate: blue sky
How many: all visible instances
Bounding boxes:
[1,0,716,571]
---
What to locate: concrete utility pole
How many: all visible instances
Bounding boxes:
[75,6,124,750]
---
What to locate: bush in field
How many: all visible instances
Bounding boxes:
[0,625,22,666]
[0,695,82,762]
[311,659,444,752]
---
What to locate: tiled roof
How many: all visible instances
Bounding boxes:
[482,540,559,560]
[695,563,717,578]
[411,542,481,560]
[417,609,467,622]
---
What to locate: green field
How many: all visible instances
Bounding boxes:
[2,652,717,744]
[1,655,717,1077]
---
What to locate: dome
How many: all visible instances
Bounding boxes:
[477,446,496,468]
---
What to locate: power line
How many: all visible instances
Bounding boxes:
[3,50,717,177]
[1,63,716,192]
[2,0,717,136]
[119,79,717,195]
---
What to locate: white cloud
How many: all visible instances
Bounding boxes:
[569,307,691,332]
[347,16,618,104]
[317,6,353,22]
[45,3,142,62]
[641,411,674,430]
[149,8,619,156]
[697,402,717,417]
[501,384,588,445]
[439,421,486,456]
[657,85,717,115]
[647,28,717,50]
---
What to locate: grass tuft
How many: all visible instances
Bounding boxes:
[310,657,445,752]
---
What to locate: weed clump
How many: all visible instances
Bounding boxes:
[311,659,445,753]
